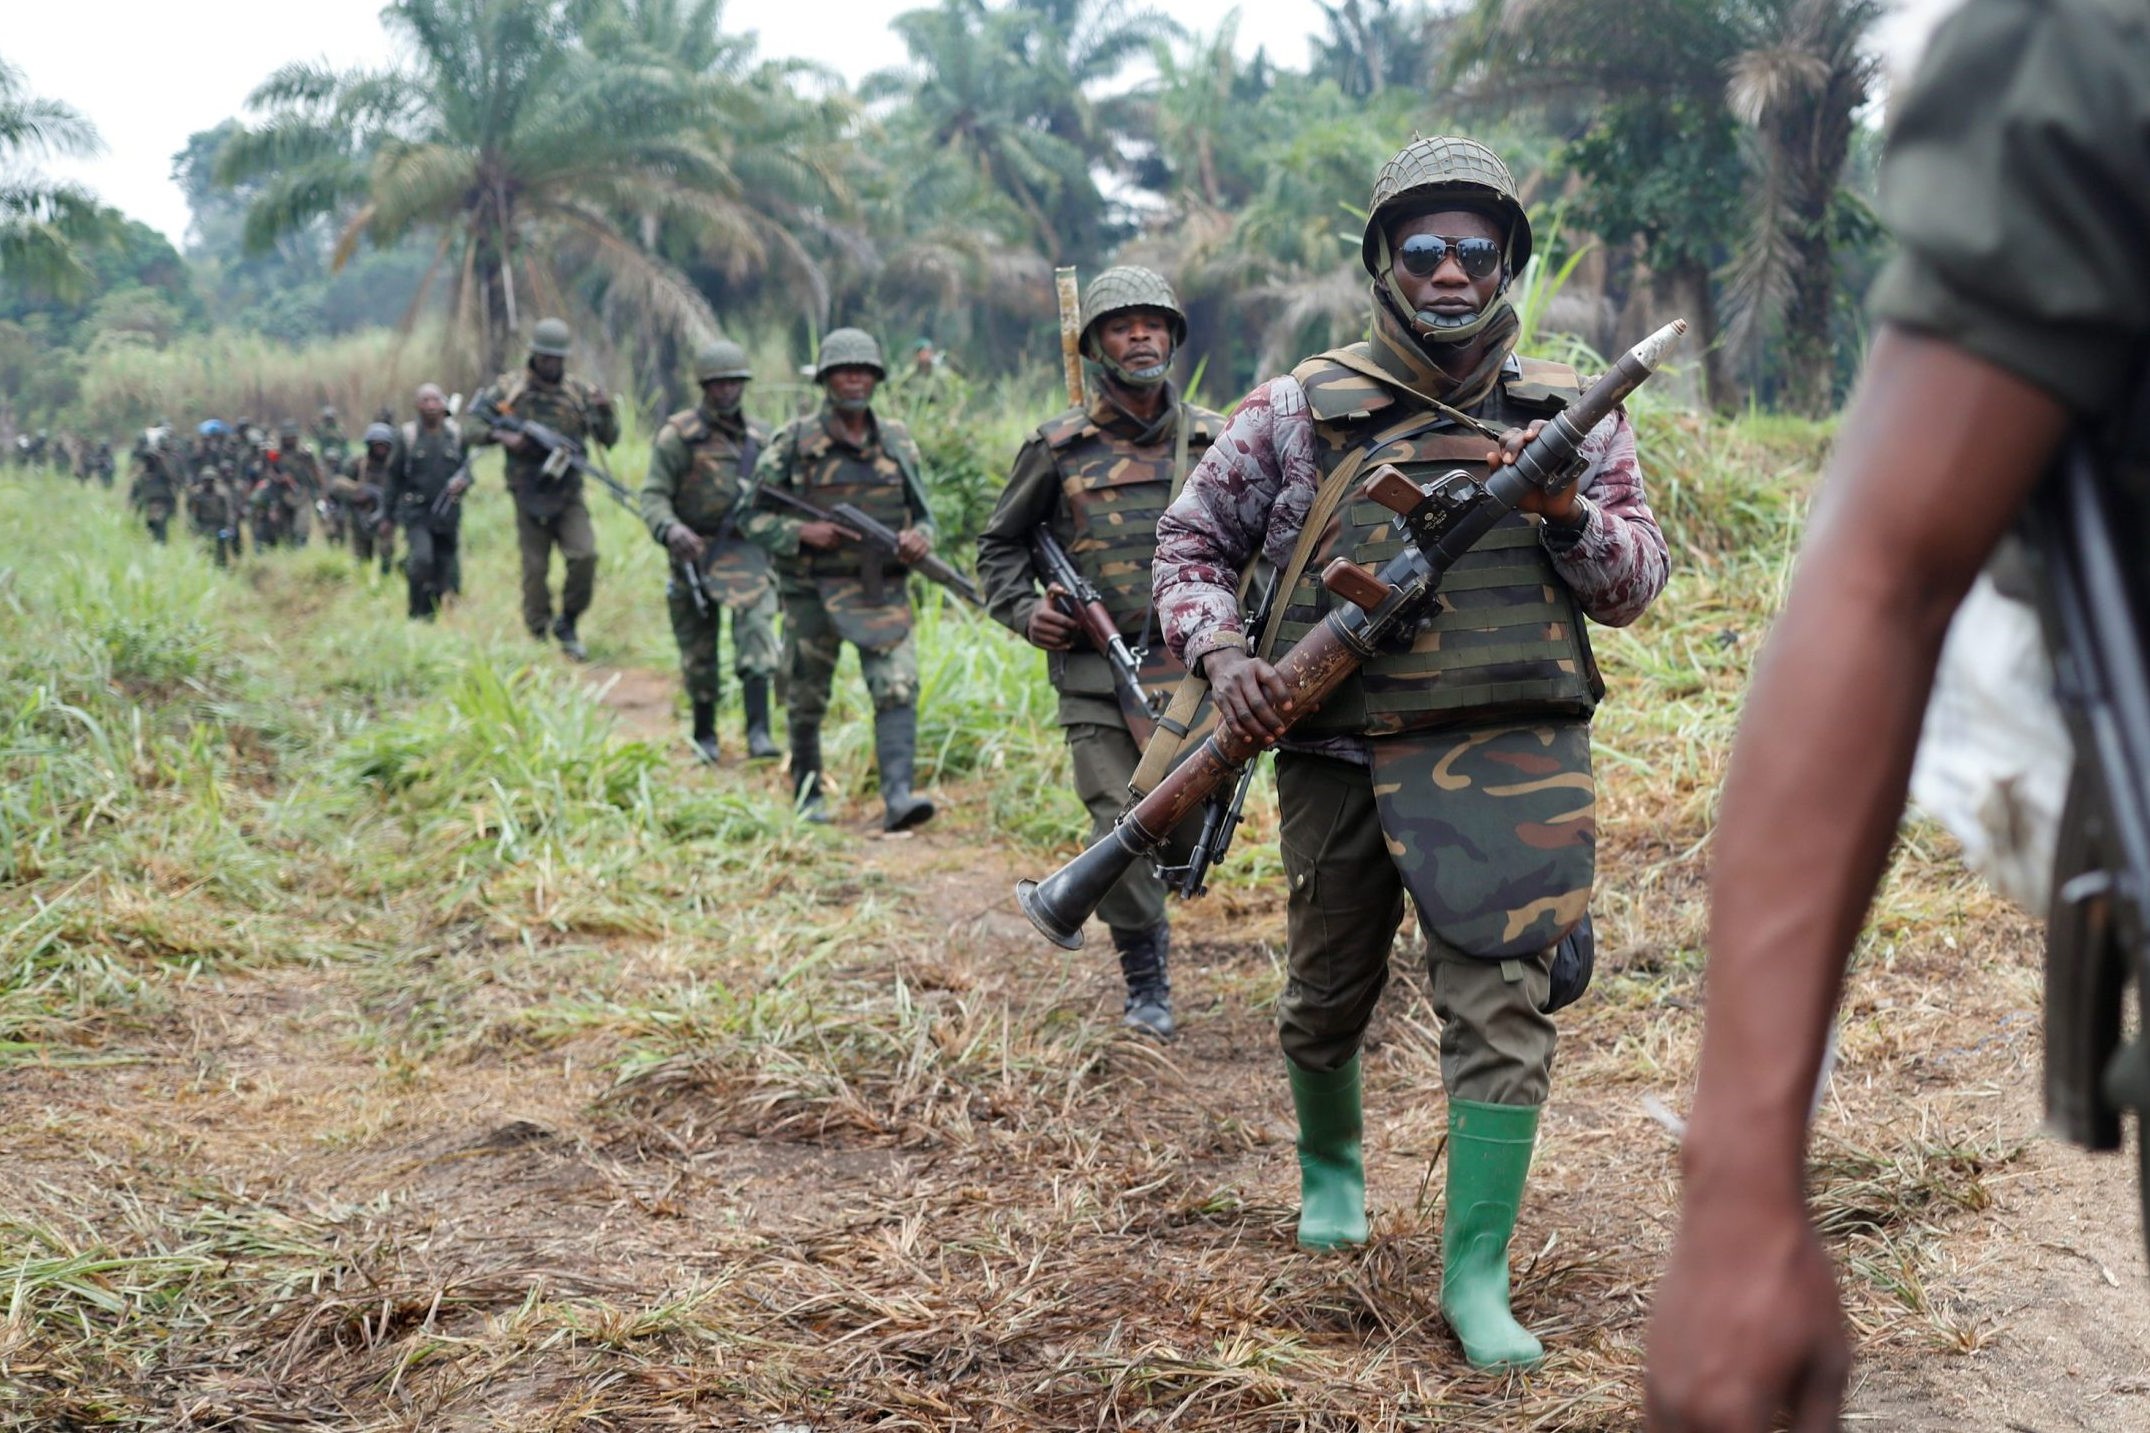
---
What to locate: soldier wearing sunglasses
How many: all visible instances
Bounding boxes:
[1152,135,1670,1369]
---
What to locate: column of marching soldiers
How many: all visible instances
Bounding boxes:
[22,135,1677,1374]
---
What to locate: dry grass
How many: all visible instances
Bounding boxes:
[0,411,2068,1428]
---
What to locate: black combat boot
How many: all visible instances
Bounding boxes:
[1112,921,1175,1039]
[552,614,588,662]
[791,723,831,824]
[690,699,720,764]
[873,705,936,833]
[742,677,780,760]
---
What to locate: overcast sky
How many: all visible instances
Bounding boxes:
[9,0,1965,248]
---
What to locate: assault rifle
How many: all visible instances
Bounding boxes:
[482,410,714,609]
[2029,437,2150,1188]
[751,482,983,606]
[1029,526,1158,744]
[1016,321,1686,948]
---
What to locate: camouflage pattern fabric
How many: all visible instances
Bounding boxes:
[666,580,779,705]
[642,405,773,607]
[468,366,619,520]
[782,593,918,722]
[742,405,936,650]
[1370,718,1594,960]
[975,392,1221,729]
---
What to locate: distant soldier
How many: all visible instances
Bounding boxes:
[977,266,1226,1039]
[642,338,781,763]
[128,428,179,543]
[740,327,940,828]
[312,405,350,468]
[1153,136,1669,1369]
[186,464,239,567]
[270,422,321,547]
[380,383,471,621]
[92,439,114,488]
[467,317,618,660]
[332,423,398,575]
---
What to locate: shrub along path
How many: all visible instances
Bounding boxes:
[2,453,2145,1427]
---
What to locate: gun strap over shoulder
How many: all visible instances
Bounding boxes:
[1254,401,1447,662]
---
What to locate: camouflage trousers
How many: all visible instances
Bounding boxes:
[666,579,779,706]
[515,497,597,636]
[1274,747,1570,1106]
[782,594,918,723]
[1067,721,1203,935]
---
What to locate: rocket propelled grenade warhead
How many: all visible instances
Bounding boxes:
[1499,319,1687,500]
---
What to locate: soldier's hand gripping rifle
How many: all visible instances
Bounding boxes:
[483,409,716,608]
[1030,526,1158,745]
[1016,320,1687,948]
[750,482,984,607]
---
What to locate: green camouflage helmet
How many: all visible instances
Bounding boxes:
[815,327,886,381]
[693,337,753,383]
[1078,265,1187,353]
[529,317,574,358]
[1361,135,1533,277]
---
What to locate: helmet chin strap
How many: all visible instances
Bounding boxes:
[1374,226,1512,349]
[829,394,871,414]
[1088,342,1175,392]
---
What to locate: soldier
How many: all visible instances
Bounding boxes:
[270,422,321,547]
[977,267,1225,1039]
[186,463,238,567]
[740,327,940,829]
[128,428,180,543]
[467,317,617,660]
[1152,136,1669,1369]
[1645,3,2150,1428]
[312,405,350,468]
[642,338,782,764]
[333,423,398,575]
[380,383,471,621]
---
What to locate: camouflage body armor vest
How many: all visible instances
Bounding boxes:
[664,406,771,606]
[791,416,914,586]
[1042,402,1220,706]
[491,371,604,512]
[1274,347,1601,737]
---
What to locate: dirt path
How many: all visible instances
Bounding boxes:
[7,665,2149,1428]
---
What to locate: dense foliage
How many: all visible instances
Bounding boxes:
[2,0,1897,435]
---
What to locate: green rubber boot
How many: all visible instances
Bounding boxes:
[1288,1056,1369,1250]
[1440,1099,1545,1371]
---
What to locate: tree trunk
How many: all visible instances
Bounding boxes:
[1666,257,1737,413]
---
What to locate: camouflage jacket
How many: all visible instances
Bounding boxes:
[738,404,936,583]
[1154,361,1669,760]
[977,390,1223,727]
[466,366,619,519]
[642,404,770,541]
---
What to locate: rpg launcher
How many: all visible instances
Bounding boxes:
[1016,320,1687,949]
[751,483,984,607]
[1029,525,1159,745]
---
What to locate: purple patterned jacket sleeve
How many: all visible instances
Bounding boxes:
[1539,408,1668,627]
[1153,378,1319,667]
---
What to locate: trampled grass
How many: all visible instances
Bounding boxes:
[0,412,2072,1427]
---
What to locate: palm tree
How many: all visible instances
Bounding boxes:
[1455,0,1884,414]
[0,58,115,298]
[218,0,753,376]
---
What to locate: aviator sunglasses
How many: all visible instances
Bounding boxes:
[1396,233,1504,280]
